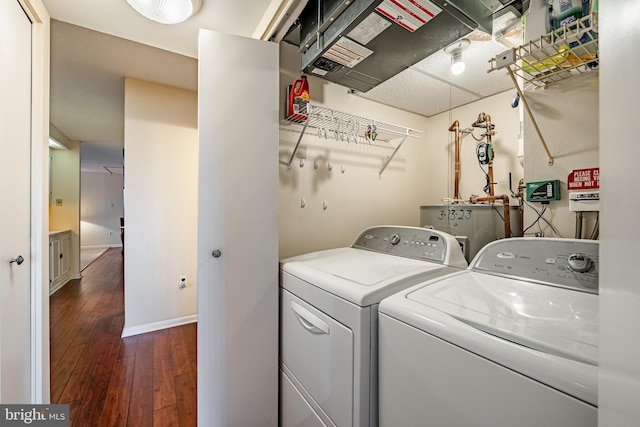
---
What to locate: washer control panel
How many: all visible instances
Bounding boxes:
[352,226,453,263]
[472,238,599,293]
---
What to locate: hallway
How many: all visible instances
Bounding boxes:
[50,248,197,426]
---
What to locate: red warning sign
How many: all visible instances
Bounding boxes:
[568,167,599,190]
[375,0,442,33]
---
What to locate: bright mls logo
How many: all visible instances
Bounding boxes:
[0,405,69,427]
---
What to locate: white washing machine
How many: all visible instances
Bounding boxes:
[280,225,467,427]
[378,237,599,427]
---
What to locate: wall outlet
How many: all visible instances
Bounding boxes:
[179,275,187,289]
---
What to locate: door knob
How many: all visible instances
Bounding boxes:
[9,255,24,265]
[212,250,222,258]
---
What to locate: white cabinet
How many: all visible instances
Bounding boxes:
[49,230,71,294]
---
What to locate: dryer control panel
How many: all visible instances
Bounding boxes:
[352,226,465,266]
[472,238,599,293]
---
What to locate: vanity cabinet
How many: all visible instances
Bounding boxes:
[49,230,71,294]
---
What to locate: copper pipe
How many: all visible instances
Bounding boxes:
[518,178,525,236]
[469,194,511,238]
[488,163,495,196]
[449,120,461,202]
[472,113,486,127]
[485,115,495,197]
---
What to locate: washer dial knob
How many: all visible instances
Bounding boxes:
[567,253,593,273]
[389,233,401,246]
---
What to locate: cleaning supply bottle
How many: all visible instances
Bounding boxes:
[288,75,310,121]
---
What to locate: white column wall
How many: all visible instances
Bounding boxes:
[122,78,198,336]
[599,2,640,425]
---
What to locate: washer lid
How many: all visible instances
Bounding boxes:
[282,247,457,306]
[382,270,598,405]
[409,272,598,364]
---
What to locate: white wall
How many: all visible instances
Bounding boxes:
[80,171,123,248]
[279,43,430,259]
[122,78,197,336]
[522,72,599,238]
[425,90,523,203]
[599,1,640,425]
[278,42,524,259]
[49,141,81,278]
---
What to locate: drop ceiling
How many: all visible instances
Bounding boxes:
[356,28,520,117]
[44,0,519,172]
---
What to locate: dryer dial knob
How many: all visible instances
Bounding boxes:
[567,253,593,273]
[389,234,401,246]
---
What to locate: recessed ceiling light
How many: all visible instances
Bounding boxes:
[126,0,202,25]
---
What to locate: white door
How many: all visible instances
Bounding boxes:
[197,30,279,426]
[0,0,33,403]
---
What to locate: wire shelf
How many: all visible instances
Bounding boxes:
[281,104,421,176]
[284,104,421,144]
[489,14,598,88]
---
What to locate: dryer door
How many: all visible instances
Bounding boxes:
[281,289,354,427]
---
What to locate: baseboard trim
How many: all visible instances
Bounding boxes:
[49,277,72,296]
[81,244,122,250]
[121,314,197,338]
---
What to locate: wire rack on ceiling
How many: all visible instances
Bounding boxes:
[489,14,599,88]
[487,14,598,166]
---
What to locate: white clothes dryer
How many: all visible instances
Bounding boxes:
[378,237,598,427]
[280,225,467,427]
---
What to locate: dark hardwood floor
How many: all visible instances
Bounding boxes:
[50,248,197,427]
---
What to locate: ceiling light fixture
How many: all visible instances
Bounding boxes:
[49,136,67,150]
[444,39,470,76]
[127,0,202,25]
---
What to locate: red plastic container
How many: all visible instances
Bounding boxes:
[287,75,310,121]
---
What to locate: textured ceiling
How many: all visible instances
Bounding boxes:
[358,29,521,117]
[50,20,198,173]
[44,0,275,173]
[42,0,275,58]
[44,0,522,172]
[50,20,198,144]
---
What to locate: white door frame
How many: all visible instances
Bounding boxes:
[17,0,50,403]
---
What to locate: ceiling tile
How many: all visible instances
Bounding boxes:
[359,29,520,117]
[358,68,479,117]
